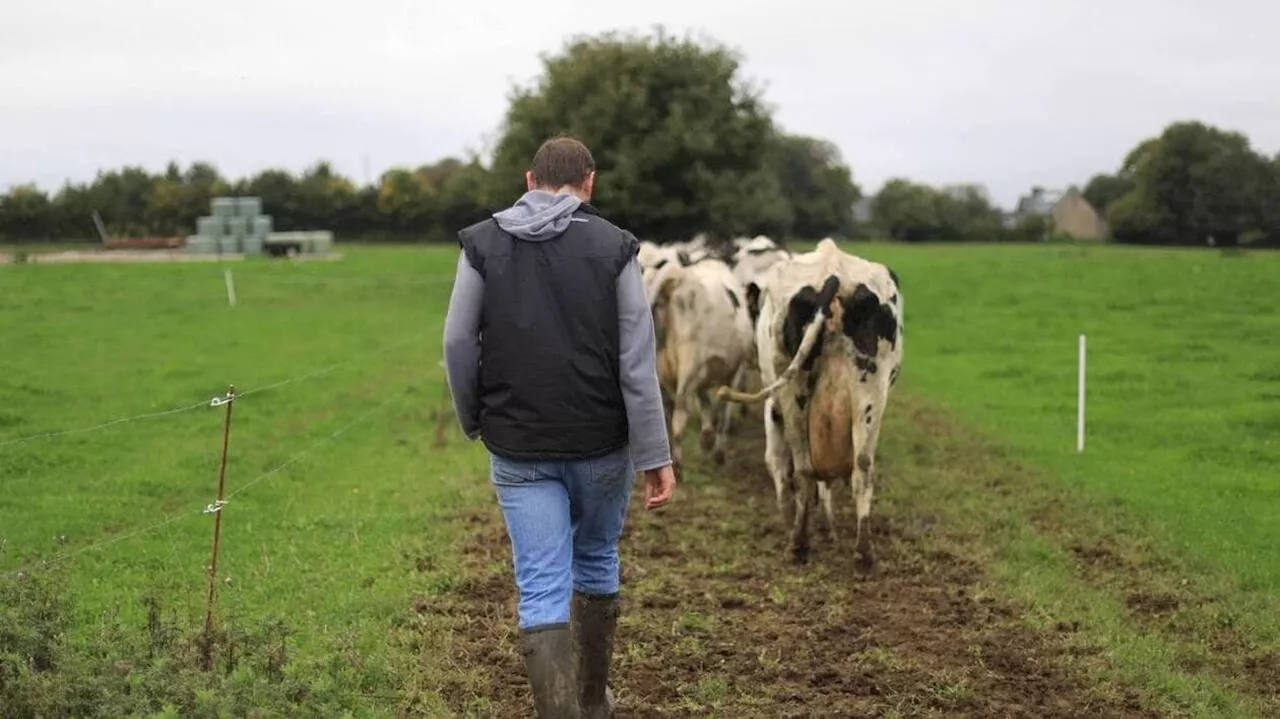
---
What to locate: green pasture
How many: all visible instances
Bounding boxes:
[1,242,1277,716]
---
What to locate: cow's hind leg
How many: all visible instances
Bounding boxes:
[790,470,817,564]
[669,386,691,481]
[710,369,743,466]
[818,480,838,544]
[764,397,794,527]
[690,388,718,460]
[777,392,816,564]
[851,401,888,574]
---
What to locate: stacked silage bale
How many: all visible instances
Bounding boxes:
[186,197,273,256]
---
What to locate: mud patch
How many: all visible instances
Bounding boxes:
[1126,593,1182,617]
[416,419,1156,717]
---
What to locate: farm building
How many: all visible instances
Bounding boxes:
[1007,186,1107,240]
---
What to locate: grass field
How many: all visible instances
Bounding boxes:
[1,242,1277,717]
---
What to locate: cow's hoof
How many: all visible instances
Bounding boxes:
[712,447,726,465]
[854,549,877,576]
[790,543,810,565]
[699,427,715,452]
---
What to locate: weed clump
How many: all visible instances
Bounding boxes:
[0,570,382,717]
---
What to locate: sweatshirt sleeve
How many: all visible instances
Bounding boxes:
[443,251,483,440]
[616,256,673,471]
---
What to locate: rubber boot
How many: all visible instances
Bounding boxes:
[519,625,581,718]
[573,593,619,718]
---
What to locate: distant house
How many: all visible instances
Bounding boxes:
[1009,186,1106,240]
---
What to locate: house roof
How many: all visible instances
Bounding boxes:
[1015,187,1065,216]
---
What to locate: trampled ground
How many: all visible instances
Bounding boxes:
[423,404,1159,718]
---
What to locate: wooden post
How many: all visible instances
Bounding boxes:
[201,385,236,670]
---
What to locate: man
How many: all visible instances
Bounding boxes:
[443,136,677,718]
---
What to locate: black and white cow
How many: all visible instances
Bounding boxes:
[718,239,903,569]
[647,257,756,476]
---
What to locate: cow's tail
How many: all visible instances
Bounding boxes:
[716,275,839,405]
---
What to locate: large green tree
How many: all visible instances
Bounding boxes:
[870,179,938,242]
[488,29,793,241]
[767,133,861,239]
[1081,172,1133,217]
[1106,121,1275,245]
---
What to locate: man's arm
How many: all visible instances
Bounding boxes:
[616,256,672,471]
[443,251,483,440]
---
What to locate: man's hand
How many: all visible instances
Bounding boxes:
[643,465,676,510]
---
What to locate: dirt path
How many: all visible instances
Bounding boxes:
[417,411,1157,717]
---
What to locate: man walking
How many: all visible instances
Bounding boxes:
[443,136,676,718]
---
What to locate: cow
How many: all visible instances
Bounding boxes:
[638,240,689,274]
[732,235,792,307]
[717,238,903,570]
[713,235,792,420]
[647,256,756,476]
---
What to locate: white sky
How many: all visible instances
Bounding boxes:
[3,0,1278,208]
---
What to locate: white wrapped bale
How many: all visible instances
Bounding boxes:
[252,215,273,236]
[210,198,237,217]
[196,216,223,238]
[237,196,262,218]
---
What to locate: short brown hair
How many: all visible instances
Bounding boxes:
[530,136,595,189]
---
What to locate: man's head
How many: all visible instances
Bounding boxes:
[526,136,596,201]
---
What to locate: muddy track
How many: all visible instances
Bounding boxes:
[418,415,1156,717]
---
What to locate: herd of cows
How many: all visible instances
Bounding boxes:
[637,235,905,571]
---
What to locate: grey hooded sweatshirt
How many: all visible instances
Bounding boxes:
[442,190,671,472]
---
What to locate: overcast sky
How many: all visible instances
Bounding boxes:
[4,0,1278,209]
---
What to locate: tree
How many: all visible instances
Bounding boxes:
[1082,173,1133,216]
[0,184,55,241]
[1107,121,1273,245]
[376,168,436,236]
[87,166,154,236]
[435,159,497,240]
[181,162,229,232]
[488,28,791,241]
[49,182,96,239]
[1263,154,1280,245]
[936,184,1003,241]
[870,179,939,242]
[143,178,186,237]
[242,169,300,230]
[767,133,861,239]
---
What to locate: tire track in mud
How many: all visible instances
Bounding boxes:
[416,409,1157,717]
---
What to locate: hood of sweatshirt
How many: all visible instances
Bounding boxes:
[491,189,584,241]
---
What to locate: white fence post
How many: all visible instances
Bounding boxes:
[1077,334,1086,453]
[224,269,237,308]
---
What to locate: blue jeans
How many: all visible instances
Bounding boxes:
[490,446,636,631]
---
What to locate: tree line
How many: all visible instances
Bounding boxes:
[2,29,1276,247]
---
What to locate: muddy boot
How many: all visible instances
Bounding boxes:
[573,592,619,718]
[520,625,581,718]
